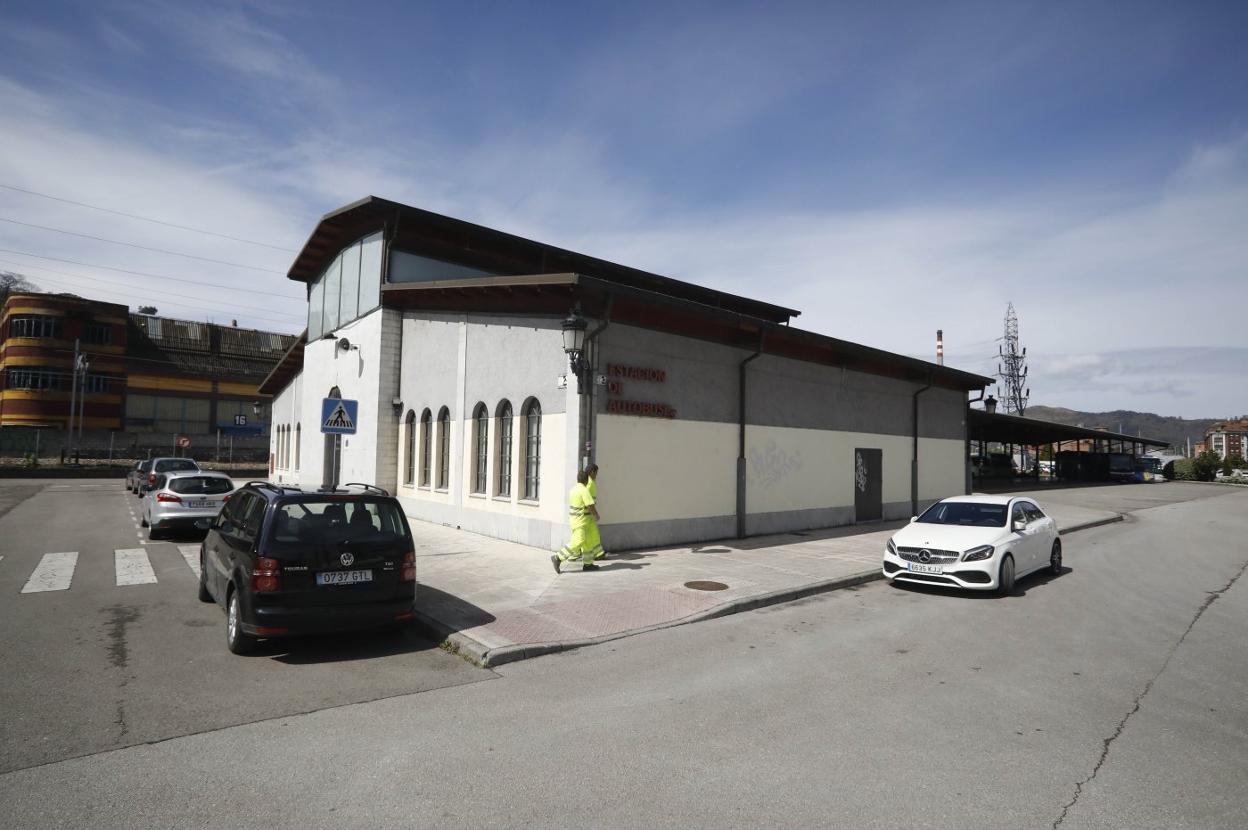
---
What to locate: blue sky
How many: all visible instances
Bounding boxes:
[0,0,1245,418]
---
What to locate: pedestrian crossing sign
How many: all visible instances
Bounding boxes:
[320,397,358,435]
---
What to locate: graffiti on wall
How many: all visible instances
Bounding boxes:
[749,440,802,489]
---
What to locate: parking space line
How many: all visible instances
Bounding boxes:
[177,545,201,578]
[21,552,78,593]
[115,548,158,586]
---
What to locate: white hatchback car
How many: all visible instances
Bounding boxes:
[882,495,1061,595]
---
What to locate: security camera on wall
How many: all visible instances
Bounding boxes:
[337,337,352,352]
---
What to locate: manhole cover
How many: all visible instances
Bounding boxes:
[684,580,729,591]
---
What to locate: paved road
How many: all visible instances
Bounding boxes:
[1,482,1244,828]
[0,479,492,774]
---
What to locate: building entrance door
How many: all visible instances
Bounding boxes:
[854,448,882,522]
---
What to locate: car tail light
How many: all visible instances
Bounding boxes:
[400,550,416,583]
[252,557,281,593]
[155,492,182,503]
[148,473,156,485]
[222,494,231,502]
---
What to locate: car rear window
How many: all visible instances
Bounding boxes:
[266,499,409,551]
[155,459,199,473]
[169,476,233,495]
[917,502,1007,527]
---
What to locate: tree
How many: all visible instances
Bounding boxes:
[1191,449,1222,482]
[0,271,39,305]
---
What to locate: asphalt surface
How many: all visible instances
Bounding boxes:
[0,479,493,775]
[1,481,1244,828]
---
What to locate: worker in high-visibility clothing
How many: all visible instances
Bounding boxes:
[586,463,607,559]
[552,469,603,573]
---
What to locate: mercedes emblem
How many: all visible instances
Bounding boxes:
[918,549,931,563]
[340,552,355,567]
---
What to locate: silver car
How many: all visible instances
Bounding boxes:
[142,471,236,540]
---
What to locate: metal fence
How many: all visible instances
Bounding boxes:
[0,427,269,464]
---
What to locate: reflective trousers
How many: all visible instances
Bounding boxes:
[559,520,604,564]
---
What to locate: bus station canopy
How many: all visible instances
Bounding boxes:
[968,409,1170,449]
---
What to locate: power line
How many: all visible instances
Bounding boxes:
[0,182,297,252]
[0,216,284,273]
[3,269,304,329]
[0,257,304,323]
[0,248,299,299]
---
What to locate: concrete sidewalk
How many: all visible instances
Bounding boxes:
[411,501,1121,667]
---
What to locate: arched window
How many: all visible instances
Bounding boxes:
[419,409,432,487]
[403,410,416,485]
[436,407,451,490]
[522,399,541,500]
[471,403,488,494]
[294,424,301,470]
[496,400,513,497]
[283,425,290,469]
[274,426,282,468]
[279,425,286,469]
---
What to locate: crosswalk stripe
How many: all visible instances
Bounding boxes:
[115,548,157,586]
[177,545,201,578]
[21,552,78,593]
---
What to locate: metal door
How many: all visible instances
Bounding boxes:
[854,448,883,522]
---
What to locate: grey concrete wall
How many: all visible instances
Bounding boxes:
[603,498,935,552]
[593,324,965,440]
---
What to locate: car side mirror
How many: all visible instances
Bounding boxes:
[909,516,918,523]
[1012,519,1027,532]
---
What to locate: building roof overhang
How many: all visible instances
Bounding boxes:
[968,409,1170,448]
[257,330,307,396]
[287,196,800,325]
[380,274,992,391]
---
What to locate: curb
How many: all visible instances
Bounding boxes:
[416,511,1125,668]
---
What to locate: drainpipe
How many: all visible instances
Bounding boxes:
[582,294,613,468]
[737,330,765,538]
[911,372,933,518]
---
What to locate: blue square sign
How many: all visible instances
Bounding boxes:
[321,398,358,435]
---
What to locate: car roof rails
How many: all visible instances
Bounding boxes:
[242,481,303,494]
[339,482,391,497]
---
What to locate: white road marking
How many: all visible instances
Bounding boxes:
[177,545,201,577]
[21,552,78,593]
[115,548,157,586]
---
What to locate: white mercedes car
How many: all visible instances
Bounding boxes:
[882,495,1061,595]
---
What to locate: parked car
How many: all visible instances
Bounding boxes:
[138,457,201,494]
[882,495,1061,595]
[125,461,150,493]
[198,482,417,654]
[142,471,236,540]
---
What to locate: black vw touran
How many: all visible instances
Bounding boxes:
[199,482,417,654]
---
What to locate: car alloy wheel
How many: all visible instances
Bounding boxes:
[1049,540,1062,575]
[997,555,1015,596]
[226,590,255,655]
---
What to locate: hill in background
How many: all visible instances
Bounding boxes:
[1023,406,1221,451]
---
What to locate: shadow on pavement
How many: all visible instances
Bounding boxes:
[264,623,442,665]
[595,562,650,571]
[890,565,1072,601]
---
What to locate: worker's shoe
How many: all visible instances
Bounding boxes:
[582,563,599,571]
[551,555,561,575]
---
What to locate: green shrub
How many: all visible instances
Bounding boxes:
[1166,458,1195,481]
[1192,450,1222,482]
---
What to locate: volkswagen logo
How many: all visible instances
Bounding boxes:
[918,549,932,563]
[340,552,355,567]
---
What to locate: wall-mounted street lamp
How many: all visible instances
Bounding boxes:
[252,400,262,417]
[984,395,998,414]
[562,309,589,394]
